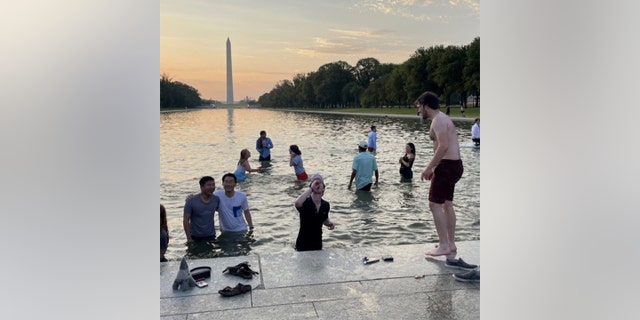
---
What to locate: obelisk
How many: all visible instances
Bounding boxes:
[226,37,234,104]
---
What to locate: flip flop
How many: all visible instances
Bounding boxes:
[222,262,259,279]
[218,283,252,297]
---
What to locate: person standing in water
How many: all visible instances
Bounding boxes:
[367,125,377,152]
[234,149,265,182]
[161,204,169,262]
[289,144,308,181]
[471,118,480,146]
[348,140,379,191]
[256,130,274,161]
[399,142,416,180]
[293,173,334,251]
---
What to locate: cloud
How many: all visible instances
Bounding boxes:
[287,28,394,57]
[352,0,479,20]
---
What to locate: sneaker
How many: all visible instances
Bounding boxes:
[444,258,478,270]
[453,269,480,282]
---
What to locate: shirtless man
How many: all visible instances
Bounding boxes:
[416,91,464,257]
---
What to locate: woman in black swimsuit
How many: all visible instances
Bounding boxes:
[399,142,416,180]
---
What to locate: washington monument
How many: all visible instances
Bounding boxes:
[226,37,234,104]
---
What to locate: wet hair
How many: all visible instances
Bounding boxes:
[240,149,250,160]
[160,204,168,233]
[222,172,237,183]
[406,142,416,155]
[260,130,266,135]
[415,91,440,110]
[199,176,214,187]
[289,144,302,155]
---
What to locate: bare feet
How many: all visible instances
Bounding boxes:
[435,243,457,252]
[425,245,451,257]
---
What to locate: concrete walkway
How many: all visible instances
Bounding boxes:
[161,241,479,320]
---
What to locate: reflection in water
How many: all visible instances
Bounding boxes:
[161,109,479,260]
[227,108,234,143]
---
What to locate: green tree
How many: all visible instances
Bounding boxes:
[160,73,202,109]
[427,45,466,106]
[464,37,480,107]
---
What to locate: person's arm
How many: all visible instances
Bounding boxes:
[183,212,192,242]
[294,187,312,208]
[256,139,262,153]
[374,169,379,185]
[267,138,273,149]
[243,160,264,173]
[348,169,356,189]
[243,209,254,230]
[323,218,335,230]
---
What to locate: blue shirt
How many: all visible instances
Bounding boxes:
[291,154,305,175]
[368,131,377,150]
[256,137,273,159]
[352,151,378,189]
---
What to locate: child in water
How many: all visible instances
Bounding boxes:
[289,145,308,181]
[234,148,265,181]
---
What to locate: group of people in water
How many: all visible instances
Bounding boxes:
[161,91,480,281]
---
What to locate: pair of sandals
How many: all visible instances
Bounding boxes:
[222,261,259,279]
[218,283,252,297]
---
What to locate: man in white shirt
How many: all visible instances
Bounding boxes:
[471,118,480,146]
[214,173,254,233]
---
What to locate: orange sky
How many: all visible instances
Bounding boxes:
[161,0,479,102]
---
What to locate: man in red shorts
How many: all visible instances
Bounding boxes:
[416,92,475,270]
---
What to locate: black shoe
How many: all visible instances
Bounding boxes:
[223,261,259,279]
[444,258,478,270]
[453,269,480,282]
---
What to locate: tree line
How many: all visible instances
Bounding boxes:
[160,74,203,109]
[258,37,479,109]
[160,37,479,110]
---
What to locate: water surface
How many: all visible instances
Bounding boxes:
[161,108,479,259]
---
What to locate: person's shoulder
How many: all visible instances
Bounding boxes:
[213,190,223,196]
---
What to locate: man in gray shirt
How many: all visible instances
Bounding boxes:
[183,176,220,242]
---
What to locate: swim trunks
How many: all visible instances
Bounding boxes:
[428,159,463,204]
[296,172,308,181]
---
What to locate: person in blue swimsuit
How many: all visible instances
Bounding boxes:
[234,149,265,182]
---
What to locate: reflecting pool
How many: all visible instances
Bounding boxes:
[161,108,479,259]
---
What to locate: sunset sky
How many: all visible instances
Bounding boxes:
[160,0,479,102]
